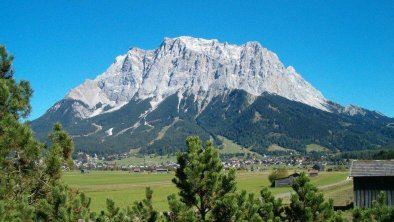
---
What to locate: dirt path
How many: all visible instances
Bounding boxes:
[72,123,102,138]
[274,179,352,199]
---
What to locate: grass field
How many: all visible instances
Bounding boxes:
[306,144,331,153]
[322,180,353,206]
[63,170,350,212]
[217,136,261,157]
[267,144,296,153]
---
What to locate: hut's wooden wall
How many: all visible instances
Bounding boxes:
[353,176,394,208]
[275,177,294,187]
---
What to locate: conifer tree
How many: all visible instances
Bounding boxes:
[0,44,41,220]
[353,191,394,222]
[129,187,159,222]
[172,136,236,221]
[164,194,197,222]
[49,122,75,170]
[285,172,336,222]
[0,44,92,221]
[259,187,285,221]
[0,45,14,79]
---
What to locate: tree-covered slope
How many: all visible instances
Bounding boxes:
[31,90,394,155]
[197,90,394,153]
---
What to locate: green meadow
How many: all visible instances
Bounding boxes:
[306,144,331,153]
[63,171,350,212]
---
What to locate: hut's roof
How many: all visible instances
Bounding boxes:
[350,160,394,177]
[275,172,300,180]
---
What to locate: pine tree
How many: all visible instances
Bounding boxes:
[0,45,14,79]
[259,187,285,221]
[353,191,394,222]
[164,194,197,222]
[211,190,263,222]
[370,192,394,222]
[129,187,159,222]
[49,122,75,170]
[285,172,336,222]
[171,136,236,221]
[0,44,92,221]
[0,44,41,220]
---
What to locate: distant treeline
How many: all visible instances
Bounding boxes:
[341,144,394,160]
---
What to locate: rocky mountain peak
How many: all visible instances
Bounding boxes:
[66,36,329,119]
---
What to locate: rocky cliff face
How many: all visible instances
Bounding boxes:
[66,36,329,119]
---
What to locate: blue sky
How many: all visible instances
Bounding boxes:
[1,0,393,119]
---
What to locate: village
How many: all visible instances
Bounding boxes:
[73,151,349,174]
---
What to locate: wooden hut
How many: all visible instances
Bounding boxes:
[308,169,319,177]
[274,173,300,187]
[132,167,141,173]
[312,163,325,171]
[156,168,168,173]
[350,160,394,208]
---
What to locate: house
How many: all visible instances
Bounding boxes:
[132,167,141,173]
[312,163,325,171]
[350,160,394,208]
[156,168,168,173]
[308,169,319,177]
[274,173,300,187]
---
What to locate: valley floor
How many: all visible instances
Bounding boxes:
[63,171,351,212]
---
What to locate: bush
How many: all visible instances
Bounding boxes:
[268,167,289,186]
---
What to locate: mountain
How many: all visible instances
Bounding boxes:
[66,36,330,118]
[31,37,394,155]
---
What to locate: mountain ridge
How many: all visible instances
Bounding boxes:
[31,37,394,155]
[65,36,330,119]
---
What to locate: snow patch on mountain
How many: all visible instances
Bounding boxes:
[66,36,330,119]
[106,128,113,136]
